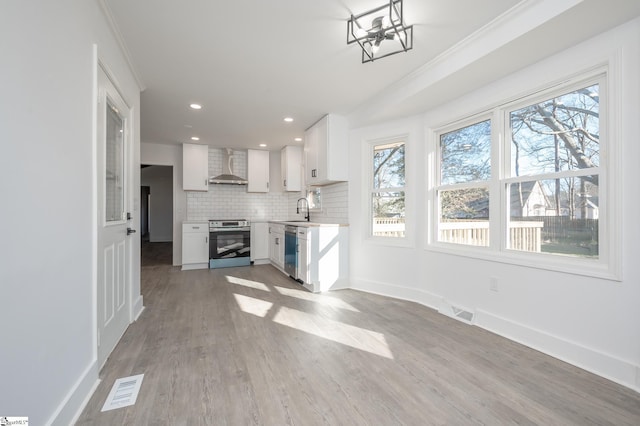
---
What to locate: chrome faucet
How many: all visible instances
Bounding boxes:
[296,198,310,222]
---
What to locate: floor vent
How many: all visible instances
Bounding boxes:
[452,306,475,323]
[101,374,144,412]
[439,300,475,324]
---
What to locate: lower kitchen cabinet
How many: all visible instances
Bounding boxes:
[269,223,285,270]
[298,225,348,293]
[182,222,209,270]
[296,227,309,285]
[250,222,269,264]
[269,222,348,293]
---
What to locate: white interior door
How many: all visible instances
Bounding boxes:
[97,66,132,368]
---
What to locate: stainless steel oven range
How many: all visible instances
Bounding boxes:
[208,219,251,268]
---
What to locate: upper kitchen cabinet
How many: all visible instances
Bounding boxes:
[183,143,209,191]
[281,145,302,191]
[304,114,348,185]
[247,149,270,192]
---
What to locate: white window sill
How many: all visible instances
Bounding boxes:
[426,242,621,282]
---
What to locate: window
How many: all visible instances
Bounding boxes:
[437,119,491,246]
[432,74,613,277]
[371,140,405,238]
[507,84,600,257]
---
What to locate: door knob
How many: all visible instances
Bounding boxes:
[127,228,137,235]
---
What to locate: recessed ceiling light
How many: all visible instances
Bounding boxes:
[284,117,294,123]
[259,143,267,147]
[184,124,193,128]
[189,103,202,110]
[294,137,302,142]
[191,136,200,141]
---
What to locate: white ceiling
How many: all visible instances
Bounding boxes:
[103,0,640,151]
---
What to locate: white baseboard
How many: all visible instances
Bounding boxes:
[181,263,208,270]
[348,277,640,394]
[149,237,172,243]
[46,361,99,426]
[349,277,441,311]
[133,295,144,321]
[475,309,640,393]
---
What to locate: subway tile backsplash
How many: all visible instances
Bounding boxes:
[186,147,348,223]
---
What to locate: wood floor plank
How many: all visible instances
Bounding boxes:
[76,246,640,425]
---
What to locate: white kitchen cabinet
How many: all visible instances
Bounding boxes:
[182,222,209,270]
[269,222,349,293]
[281,145,302,191]
[304,114,348,185]
[296,225,348,293]
[296,227,309,285]
[183,143,209,191]
[269,223,285,270]
[250,222,270,264]
[247,149,270,192]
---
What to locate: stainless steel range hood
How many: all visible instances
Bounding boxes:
[209,148,248,185]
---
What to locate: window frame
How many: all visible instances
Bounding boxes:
[366,136,409,245]
[428,69,620,280]
[435,114,494,248]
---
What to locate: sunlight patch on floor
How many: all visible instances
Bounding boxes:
[274,285,360,312]
[234,293,273,317]
[273,306,394,359]
[226,275,270,292]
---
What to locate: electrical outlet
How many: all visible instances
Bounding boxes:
[489,277,499,292]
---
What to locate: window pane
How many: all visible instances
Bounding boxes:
[440,120,491,185]
[372,191,405,237]
[438,188,489,246]
[105,101,124,222]
[374,142,405,189]
[510,84,599,177]
[508,176,598,257]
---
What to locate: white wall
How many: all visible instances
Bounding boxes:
[0,1,141,424]
[141,166,173,242]
[348,19,640,392]
[140,142,186,265]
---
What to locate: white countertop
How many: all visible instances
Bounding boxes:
[269,220,349,228]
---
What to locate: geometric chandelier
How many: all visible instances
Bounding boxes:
[347,0,413,63]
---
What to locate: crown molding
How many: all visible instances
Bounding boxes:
[97,0,146,91]
[348,0,583,125]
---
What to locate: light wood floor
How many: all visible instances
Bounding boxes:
[77,260,640,425]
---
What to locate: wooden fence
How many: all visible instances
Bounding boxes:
[374,216,596,253]
[374,218,544,251]
[439,221,544,252]
[372,217,405,237]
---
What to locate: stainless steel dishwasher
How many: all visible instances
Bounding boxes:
[284,225,298,278]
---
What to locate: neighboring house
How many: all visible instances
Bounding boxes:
[511,181,549,217]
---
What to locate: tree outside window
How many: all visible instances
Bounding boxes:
[508,83,600,257]
[434,80,601,259]
[372,141,405,237]
[438,119,491,246]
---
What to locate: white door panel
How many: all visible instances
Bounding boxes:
[97,65,132,368]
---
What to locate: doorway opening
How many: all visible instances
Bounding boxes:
[140,164,173,266]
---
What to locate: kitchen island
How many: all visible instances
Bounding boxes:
[269,221,349,293]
